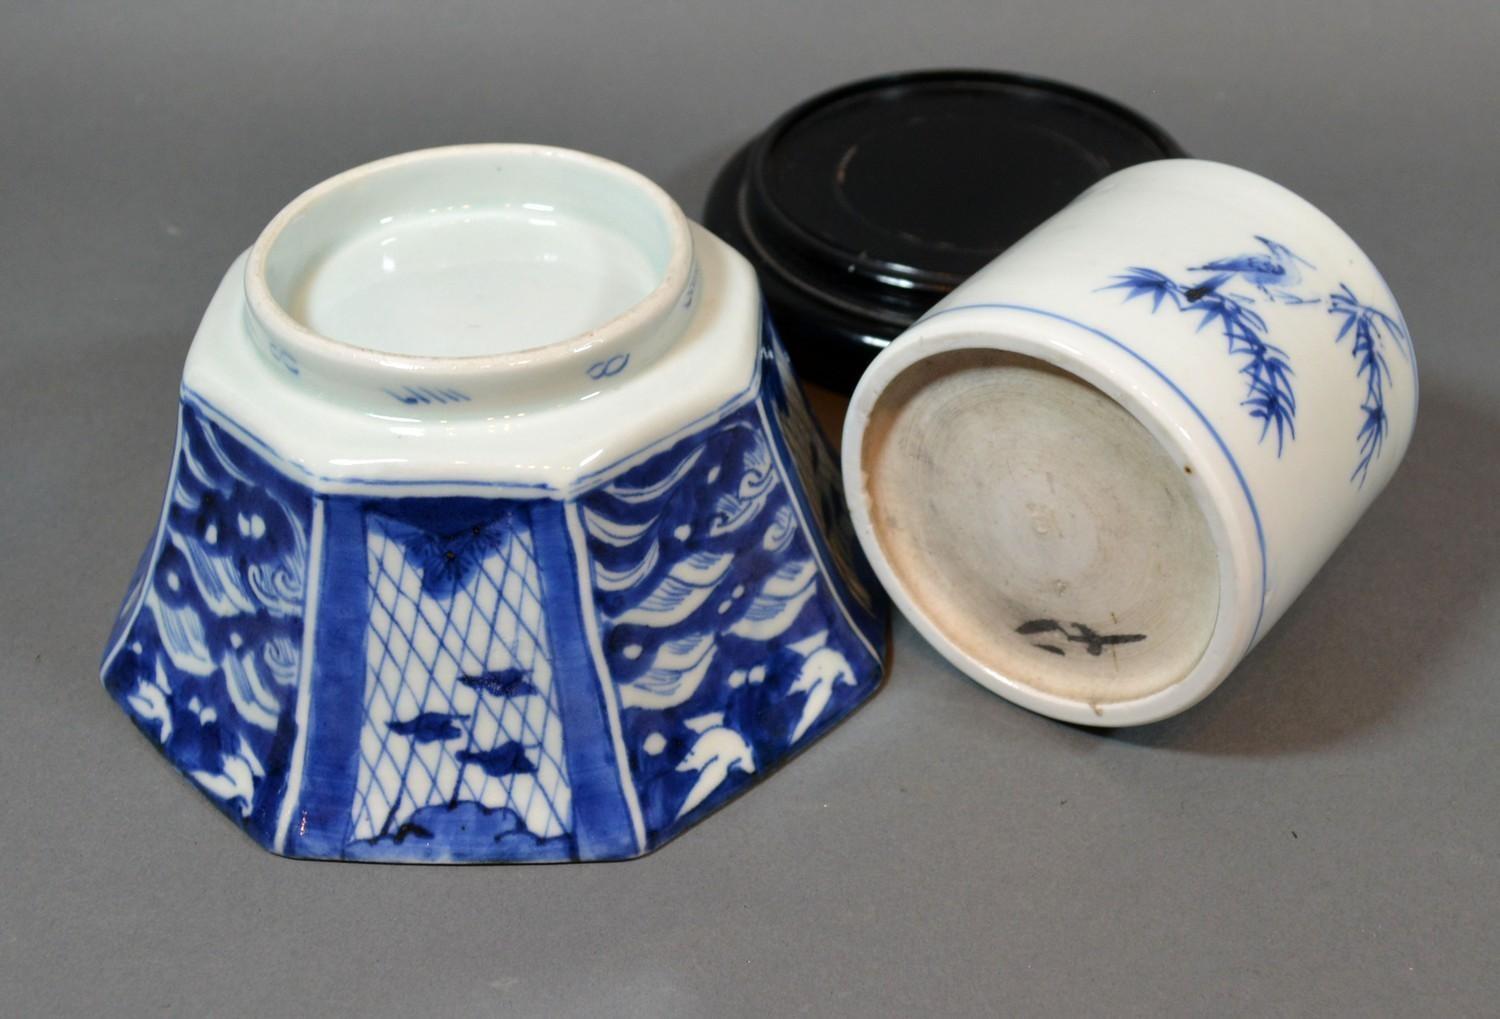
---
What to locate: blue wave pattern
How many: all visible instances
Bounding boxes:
[760,325,882,622]
[101,325,886,861]
[342,511,574,862]
[579,331,883,847]
[101,404,312,841]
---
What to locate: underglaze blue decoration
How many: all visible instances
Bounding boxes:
[847,160,1417,728]
[101,320,885,862]
[1190,235,1319,305]
[382,385,471,406]
[101,406,313,840]
[1106,239,1305,453]
[341,511,575,862]
[763,334,881,619]
[1107,237,1414,483]
[586,353,630,379]
[576,332,882,847]
[1327,283,1411,486]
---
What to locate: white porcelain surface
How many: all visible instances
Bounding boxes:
[843,159,1416,727]
[237,144,704,459]
[292,205,661,358]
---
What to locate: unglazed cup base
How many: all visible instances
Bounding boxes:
[861,349,1218,707]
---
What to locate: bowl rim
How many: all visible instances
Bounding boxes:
[242,143,696,378]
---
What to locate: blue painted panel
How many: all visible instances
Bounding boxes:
[101,403,314,846]
[574,322,884,849]
[101,319,888,862]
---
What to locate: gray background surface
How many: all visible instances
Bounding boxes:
[2,1,1497,1015]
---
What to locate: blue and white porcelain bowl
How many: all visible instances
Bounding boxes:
[844,159,1414,727]
[100,144,887,862]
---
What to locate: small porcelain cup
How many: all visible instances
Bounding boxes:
[843,159,1415,726]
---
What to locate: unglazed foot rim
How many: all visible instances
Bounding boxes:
[861,349,1219,707]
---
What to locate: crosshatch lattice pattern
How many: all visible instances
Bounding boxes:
[347,515,572,844]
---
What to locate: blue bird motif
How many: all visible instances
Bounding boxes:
[1190,236,1317,304]
[457,668,538,699]
[387,711,465,743]
[457,741,537,778]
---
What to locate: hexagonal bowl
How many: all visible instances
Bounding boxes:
[100,144,887,862]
